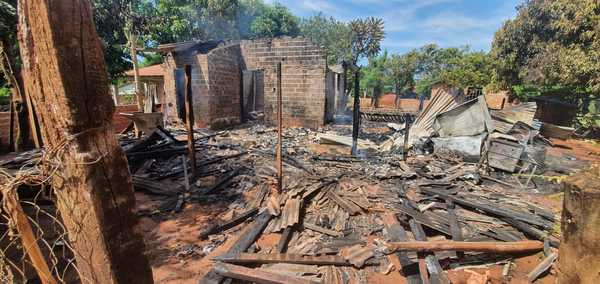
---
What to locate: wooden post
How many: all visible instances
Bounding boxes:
[4,191,57,284]
[276,62,283,192]
[351,70,360,156]
[0,39,30,151]
[402,113,411,161]
[184,65,197,178]
[17,1,153,283]
[558,165,600,284]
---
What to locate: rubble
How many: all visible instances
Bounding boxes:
[3,91,592,283]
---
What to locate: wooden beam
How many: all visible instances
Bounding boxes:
[199,207,259,240]
[386,240,544,253]
[276,61,283,192]
[351,70,360,156]
[184,65,197,178]
[214,253,352,266]
[17,1,153,282]
[277,225,294,253]
[4,191,57,284]
[199,211,272,284]
[214,262,319,284]
[225,211,273,255]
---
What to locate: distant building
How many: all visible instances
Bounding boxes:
[154,38,343,129]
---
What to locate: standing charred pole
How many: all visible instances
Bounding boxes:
[184,65,197,179]
[276,62,283,192]
[17,0,153,283]
[351,70,360,156]
[402,113,411,161]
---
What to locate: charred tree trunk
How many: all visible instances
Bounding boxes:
[17,1,153,283]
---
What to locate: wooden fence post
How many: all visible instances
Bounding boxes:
[17,1,153,283]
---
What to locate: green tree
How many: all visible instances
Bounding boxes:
[348,17,385,68]
[250,3,299,38]
[300,13,352,65]
[490,0,600,94]
[0,0,18,88]
[361,51,388,107]
[386,51,420,96]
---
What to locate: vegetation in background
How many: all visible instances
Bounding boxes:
[300,13,353,66]
[1,0,598,128]
[491,0,600,95]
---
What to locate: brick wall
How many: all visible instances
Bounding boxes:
[164,46,241,128]
[240,38,327,128]
[204,44,241,128]
[162,38,328,129]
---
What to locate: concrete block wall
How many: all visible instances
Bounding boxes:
[164,51,212,127]
[204,44,241,128]
[240,38,327,128]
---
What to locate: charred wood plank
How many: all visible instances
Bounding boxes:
[199,207,259,240]
[226,211,272,255]
[277,225,294,253]
[214,253,352,266]
[421,188,550,229]
[213,262,319,284]
[382,213,422,284]
[409,219,450,284]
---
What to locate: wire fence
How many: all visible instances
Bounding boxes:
[1,149,82,283]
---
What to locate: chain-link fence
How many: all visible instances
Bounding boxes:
[1,150,81,283]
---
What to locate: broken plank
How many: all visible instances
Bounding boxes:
[327,190,361,215]
[199,207,259,240]
[409,219,450,284]
[214,253,352,266]
[382,213,422,284]
[303,222,343,237]
[199,211,273,284]
[421,188,550,229]
[277,225,294,253]
[213,262,319,284]
[227,211,273,255]
[527,252,557,283]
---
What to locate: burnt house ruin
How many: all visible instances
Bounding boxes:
[157,37,346,129]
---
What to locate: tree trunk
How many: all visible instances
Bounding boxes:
[128,31,145,111]
[0,38,30,151]
[17,1,153,283]
[558,165,600,284]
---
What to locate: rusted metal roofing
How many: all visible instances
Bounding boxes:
[124,64,165,78]
[340,244,375,268]
[266,197,301,233]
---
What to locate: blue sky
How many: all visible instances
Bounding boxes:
[268,0,524,54]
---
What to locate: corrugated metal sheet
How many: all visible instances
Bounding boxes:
[409,84,462,145]
[491,102,537,127]
[267,197,301,233]
[340,244,375,268]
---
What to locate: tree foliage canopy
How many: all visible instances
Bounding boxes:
[491,0,600,94]
[300,13,352,66]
